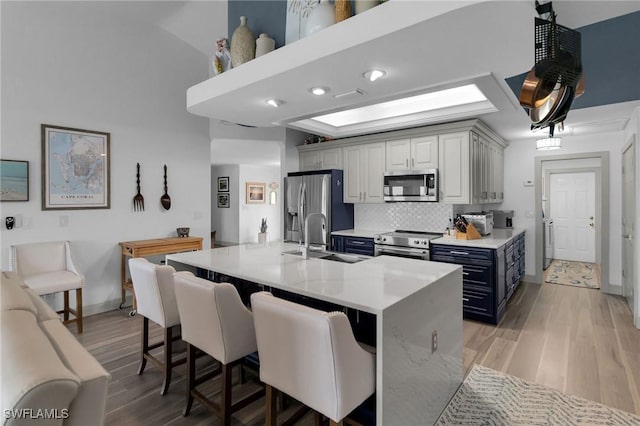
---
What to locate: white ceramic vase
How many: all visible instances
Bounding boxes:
[255,33,275,58]
[230,16,255,67]
[305,0,335,37]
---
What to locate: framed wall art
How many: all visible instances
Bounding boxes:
[246,182,266,204]
[41,124,110,210]
[218,176,229,192]
[217,193,230,208]
[0,159,29,201]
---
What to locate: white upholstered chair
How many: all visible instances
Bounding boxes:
[251,291,376,426]
[11,241,84,333]
[128,257,184,396]
[173,271,264,425]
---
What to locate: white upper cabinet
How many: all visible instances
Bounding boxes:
[299,147,343,171]
[440,131,504,205]
[385,135,438,171]
[438,132,471,204]
[344,142,385,203]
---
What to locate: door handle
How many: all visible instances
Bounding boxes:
[624,234,633,240]
[589,223,595,228]
[406,158,409,167]
[411,158,415,168]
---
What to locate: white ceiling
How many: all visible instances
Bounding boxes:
[110,0,640,159]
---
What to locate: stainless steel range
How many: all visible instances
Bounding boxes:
[373,230,442,260]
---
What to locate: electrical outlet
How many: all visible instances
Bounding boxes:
[432,330,438,353]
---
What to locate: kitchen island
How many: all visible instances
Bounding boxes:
[166,241,463,425]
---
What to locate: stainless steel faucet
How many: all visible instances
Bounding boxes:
[300,213,327,259]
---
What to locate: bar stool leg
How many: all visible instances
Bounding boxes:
[183,343,195,416]
[138,317,149,375]
[265,385,278,426]
[160,326,173,396]
[221,363,233,426]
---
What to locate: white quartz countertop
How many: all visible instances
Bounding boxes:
[166,242,460,314]
[431,228,526,249]
[331,229,391,239]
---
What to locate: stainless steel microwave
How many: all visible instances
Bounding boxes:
[383,169,438,202]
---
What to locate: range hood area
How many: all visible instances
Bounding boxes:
[186,1,532,139]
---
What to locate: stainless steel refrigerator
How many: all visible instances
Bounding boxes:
[284,170,353,248]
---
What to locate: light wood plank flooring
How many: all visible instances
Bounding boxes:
[70,281,640,425]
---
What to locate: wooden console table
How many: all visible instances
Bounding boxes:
[119,237,203,314]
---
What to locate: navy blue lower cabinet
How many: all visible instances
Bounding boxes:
[343,237,374,256]
[431,243,501,325]
[331,235,345,252]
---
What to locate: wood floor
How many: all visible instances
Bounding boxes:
[70,281,640,425]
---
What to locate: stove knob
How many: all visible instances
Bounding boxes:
[423,241,428,245]
[414,240,419,244]
[382,237,387,242]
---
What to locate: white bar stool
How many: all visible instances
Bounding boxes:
[128,257,184,396]
[251,291,376,426]
[173,271,264,426]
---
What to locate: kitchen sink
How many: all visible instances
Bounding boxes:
[281,249,369,264]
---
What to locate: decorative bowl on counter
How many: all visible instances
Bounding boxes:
[176,227,190,238]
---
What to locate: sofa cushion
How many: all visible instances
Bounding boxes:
[40,319,110,426]
[1,311,79,425]
[1,271,37,315]
[24,287,61,322]
[23,271,83,296]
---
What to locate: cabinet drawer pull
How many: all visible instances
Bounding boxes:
[450,250,469,255]
[462,272,469,276]
[462,298,470,302]
[406,158,409,167]
[350,241,366,245]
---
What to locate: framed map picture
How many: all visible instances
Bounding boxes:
[0,159,29,201]
[41,124,110,210]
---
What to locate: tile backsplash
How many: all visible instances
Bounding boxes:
[355,203,453,233]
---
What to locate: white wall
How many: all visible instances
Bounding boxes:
[211,164,240,244]
[238,165,281,243]
[0,2,211,313]
[502,131,624,288]
[623,107,640,327]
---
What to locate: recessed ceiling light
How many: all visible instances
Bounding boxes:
[310,87,329,96]
[363,69,386,82]
[265,99,284,108]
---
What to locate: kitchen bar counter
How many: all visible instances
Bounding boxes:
[166,242,463,425]
[431,228,526,249]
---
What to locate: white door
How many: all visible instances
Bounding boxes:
[362,142,386,203]
[622,142,636,313]
[550,172,596,262]
[385,139,410,171]
[411,135,438,169]
[438,132,470,204]
[343,145,362,203]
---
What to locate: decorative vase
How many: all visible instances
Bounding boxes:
[335,0,351,23]
[230,16,255,68]
[255,33,275,58]
[258,232,268,244]
[304,0,335,37]
[355,0,379,14]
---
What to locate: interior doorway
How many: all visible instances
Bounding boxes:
[535,152,610,293]
[549,172,596,263]
[622,137,636,321]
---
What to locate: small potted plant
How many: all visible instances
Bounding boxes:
[258,218,268,243]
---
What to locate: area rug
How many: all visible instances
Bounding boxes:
[544,260,600,289]
[438,365,640,425]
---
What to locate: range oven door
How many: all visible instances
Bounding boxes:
[374,245,429,260]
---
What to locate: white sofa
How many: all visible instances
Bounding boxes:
[1,271,110,426]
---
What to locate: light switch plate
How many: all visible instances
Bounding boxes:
[523,179,534,186]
